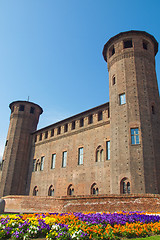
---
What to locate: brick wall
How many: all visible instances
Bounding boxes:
[2,194,160,213]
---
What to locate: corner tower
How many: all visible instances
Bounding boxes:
[103,31,160,194]
[0,101,43,197]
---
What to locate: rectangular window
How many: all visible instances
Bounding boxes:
[62,151,67,168]
[51,154,56,169]
[45,131,48,139]
[98,111,103,121]
[30,107,35,114]
[80,118,84,127]
[40,156,45,171]
[88,114,93,124]
[72,121,75,130]
[51,129,54,137]
[106,141,110,160]
[19,105,25,111]
[32,159,36,172]
[131,128,140,144]
[39,133,42,141]
[57,126,61,135]
[119,93,126,105]
[124,40,132,48]
[78,147,83,165]
[64,123,68,132]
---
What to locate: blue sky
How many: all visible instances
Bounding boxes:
[0,0,160,160]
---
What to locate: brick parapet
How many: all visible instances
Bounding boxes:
[2,194,160,213]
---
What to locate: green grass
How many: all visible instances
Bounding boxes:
[123,236,160,240]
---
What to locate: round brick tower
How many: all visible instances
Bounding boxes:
[0,101,43,196]
[103,31,160,194]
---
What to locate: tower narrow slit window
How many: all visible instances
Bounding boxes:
[143,40,148,50]
[32,159,36,172]
[131,128,140,145]
[112,75,116,85]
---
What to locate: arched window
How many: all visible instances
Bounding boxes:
[91,183,99,195]
[35,159,40,171]
[96,146,104,162]
[120,178,131,194]
[48,185,55,196]
[33,186,38,196]
[67,184,74,196]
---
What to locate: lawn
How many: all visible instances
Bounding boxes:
[1,212,160,239]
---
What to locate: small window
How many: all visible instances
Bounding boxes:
[32,159,36,172]
[19,105,25,111]
[45,131,48,139]
[64,123,68,133]
[124,40,132,49]
[67,184,74,196]
[119,93,126,105]
[30,107,35,114]
[40,156,45,171]
[112,75,116,85]
[106,141,110,160]
[57,126,61,135]
[98,111,103,121]
[120,178,131,194]
[91,183,99,195]
[51,129,54,137]
[143,40,148,50]
[108,108,110,118]
[5,140,8,146]
[39,133,42,141]
[33,186,38,196]
[72,121,75,130]
[96,145,104,162]
[88,114,93,124]
[51,154,56,169]
[131,128,140,145]
[1,160,4,171]
[78,147,83,165]
[152,105,155,114]
[62,151,67,168]
[109,45,115,57]
[80,118,84,127]
[48,185,54,196]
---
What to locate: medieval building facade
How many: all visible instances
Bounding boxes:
[0,30,160,198]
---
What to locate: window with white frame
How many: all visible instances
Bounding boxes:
[51,154,56,169]
[78,147,83,165]
[131,128,140,144]
[62,151,67,168]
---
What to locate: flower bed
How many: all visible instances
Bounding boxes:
[0,212,160,239]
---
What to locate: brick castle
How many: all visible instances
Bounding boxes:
[0,30,160,201]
